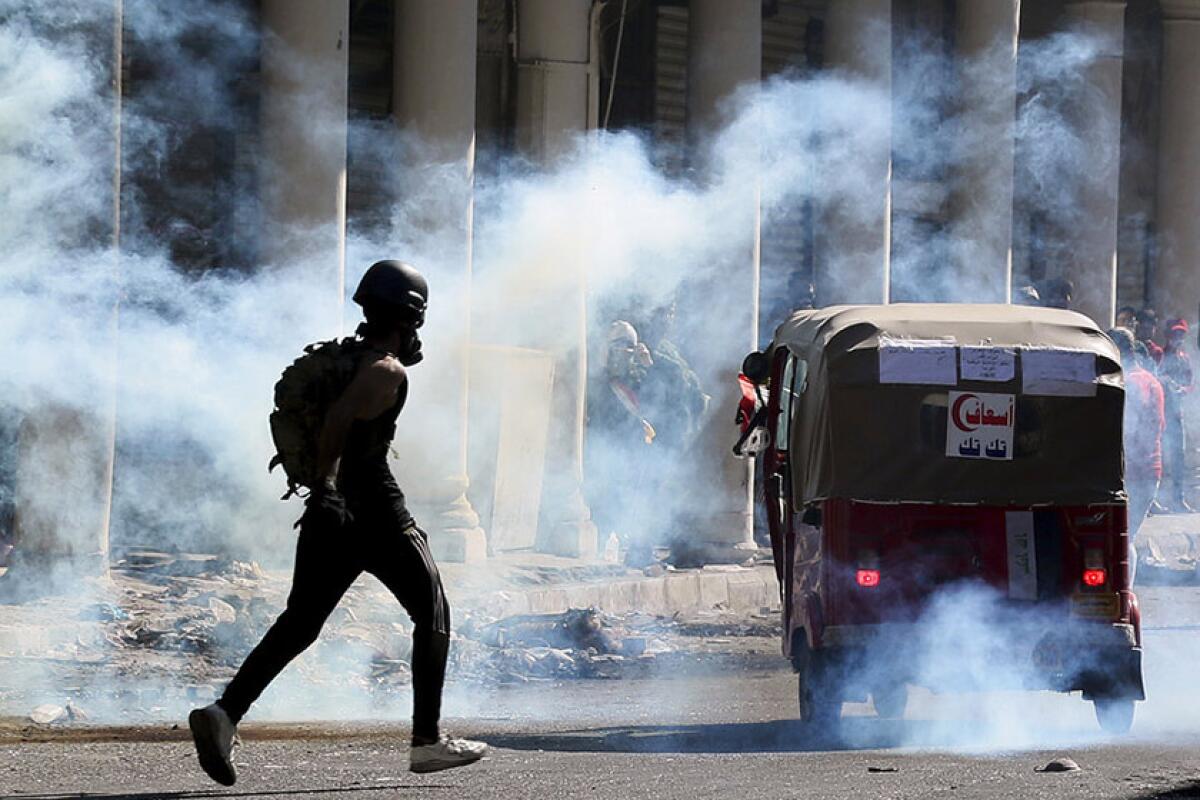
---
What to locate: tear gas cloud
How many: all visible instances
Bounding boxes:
[1,0,1197,751]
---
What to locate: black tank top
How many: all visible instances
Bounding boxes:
[341,380,408,467]
[333,354,413,526]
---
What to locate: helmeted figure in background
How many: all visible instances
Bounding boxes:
[585,320,659,566]
[187,260,487,786]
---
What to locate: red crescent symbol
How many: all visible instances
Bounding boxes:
[951,393,979,432]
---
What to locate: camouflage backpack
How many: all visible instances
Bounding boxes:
[268,337,365,498]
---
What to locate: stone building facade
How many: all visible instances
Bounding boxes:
[9,0,1200,573]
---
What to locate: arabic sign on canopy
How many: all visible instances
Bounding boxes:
[960,346,1016,382]
[946,391,1015,461]
[878,337,957,385]
[1022,348,1097,397]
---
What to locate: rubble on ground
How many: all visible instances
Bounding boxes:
[0,548,782,720]
[1135,526,1200,585]
[453,606,782,684]
[1137,553,1199,585]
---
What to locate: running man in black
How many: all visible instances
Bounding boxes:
[188,261,487,785]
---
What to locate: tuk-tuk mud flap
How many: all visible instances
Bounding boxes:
[1031,629,1144,700]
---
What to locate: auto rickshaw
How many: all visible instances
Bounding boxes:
[734,304,1144,733]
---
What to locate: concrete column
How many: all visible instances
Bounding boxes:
[514,0,599,558]
[681,0,761,562]
[1061,1,1125,328]
[687,0,761,156]
[11,2,122,585]
[390,0,486,562]
[259,0,348,338]
[13,407,115,582]
[515,0,599,161]
[953,0,1020,303]
[1153,0,1200,325]
[819,0,892,306]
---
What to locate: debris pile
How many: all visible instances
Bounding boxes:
[452,608,668,683]
[447,607,783,684]
[2,549,782,720]
[28,702,88,725]
[1134,526,1200,585]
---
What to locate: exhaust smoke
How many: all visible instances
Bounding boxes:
[0,0,1195,754]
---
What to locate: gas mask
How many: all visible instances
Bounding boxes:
[605,320,652,383]
[398,327,423,366]
[606,342,652,383]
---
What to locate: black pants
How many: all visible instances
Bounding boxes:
[218,494,450,740]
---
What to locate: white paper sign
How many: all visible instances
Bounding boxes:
[946,390,1015,460]
[1021,348,1097,397]
[1005,511,1038,601]
[879,338,957,385]
[960,347,1016,382]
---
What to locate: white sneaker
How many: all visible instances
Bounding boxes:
[188,703,238,786]
[410,735,489,773]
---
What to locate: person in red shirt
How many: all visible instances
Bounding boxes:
[1159,320,1194,512]
[1110,329,1165,584]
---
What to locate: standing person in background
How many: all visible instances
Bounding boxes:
[1137,308,1164,366]
[585,320,659,567]
[636,303,711,561]
[1159,319,1194,513]
[1116,306,1138,332]
[637,302,708,448]
[1038,277,1074,310]
[1109,329,1164,583]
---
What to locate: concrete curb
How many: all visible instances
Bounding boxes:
[451,565,782,619]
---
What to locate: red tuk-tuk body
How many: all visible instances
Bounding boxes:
[742,304,1144,732]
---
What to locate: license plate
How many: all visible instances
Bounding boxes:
[1070,593,1120,620]
[1005,511,1038,600]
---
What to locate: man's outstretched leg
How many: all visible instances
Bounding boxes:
[369,522,487,772]
[190,526,360,785]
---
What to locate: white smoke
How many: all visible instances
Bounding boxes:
[0,0,1196,754]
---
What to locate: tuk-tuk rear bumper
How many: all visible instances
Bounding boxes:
[822,621,1136,648]
[816,622,1143,700]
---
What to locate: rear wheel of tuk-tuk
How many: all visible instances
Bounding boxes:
[799,679,842,724]
[795,645,842,724]
[1093,697,1135,734]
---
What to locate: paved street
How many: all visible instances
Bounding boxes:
[3,671,1200,800]
[4,615,1200,800]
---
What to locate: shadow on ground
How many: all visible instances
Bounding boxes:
[486,718,944,754]
[1130,781,1200,799]
[0,785,449,800]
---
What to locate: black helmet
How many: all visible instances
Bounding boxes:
[353,260,428,327]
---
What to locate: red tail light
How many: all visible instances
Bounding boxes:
[856,569,881,588]
[1082,547,1106,587]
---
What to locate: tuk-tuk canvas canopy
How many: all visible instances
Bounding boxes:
[769,304,1125,506]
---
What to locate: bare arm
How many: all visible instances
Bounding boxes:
[314,358,406,490]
